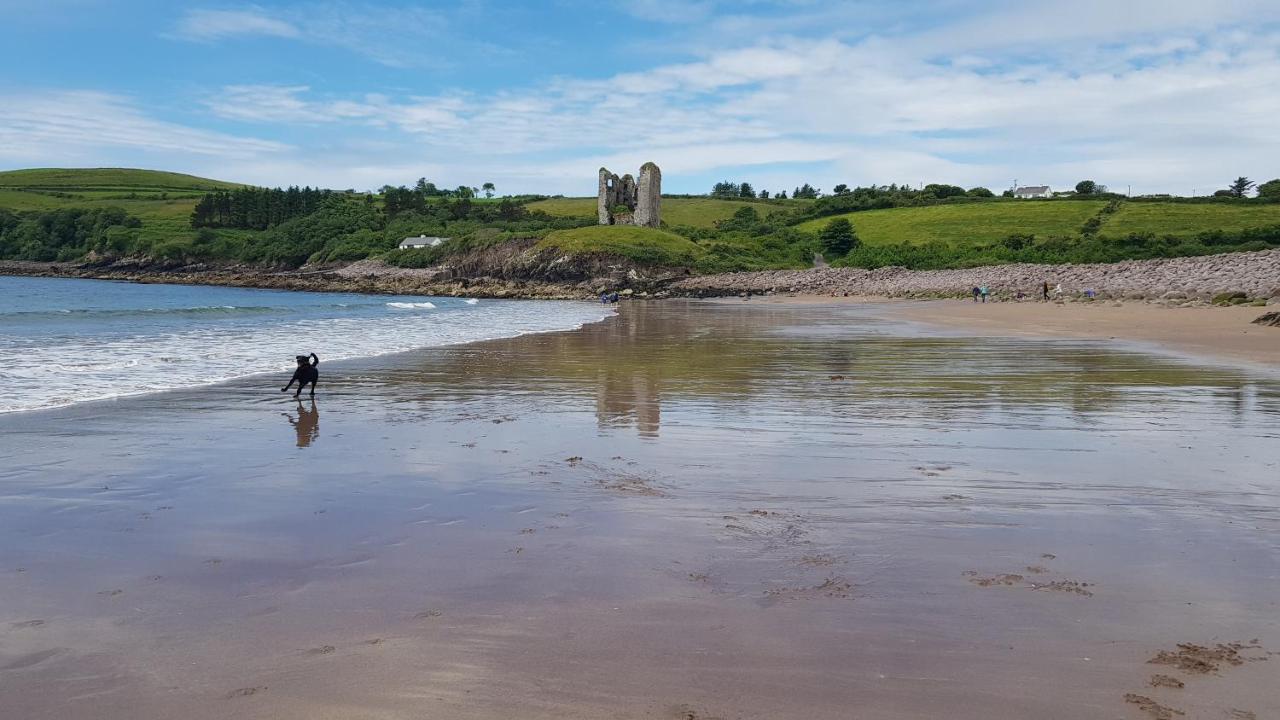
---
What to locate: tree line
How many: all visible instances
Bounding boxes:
[191,186,334,230]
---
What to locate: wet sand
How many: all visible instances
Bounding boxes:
[2,301,1279,719]
[886,300,1280,369]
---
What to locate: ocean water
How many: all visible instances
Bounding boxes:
[0,275,612,413]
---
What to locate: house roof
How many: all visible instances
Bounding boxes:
[399,235,448,247]
[1014,186,1050,194]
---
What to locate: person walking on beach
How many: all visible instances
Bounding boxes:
[979,286,989,303]
[972,286,980,303]
[1042,281,1050,301]
[282,353,319,397]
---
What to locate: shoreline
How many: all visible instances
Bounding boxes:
[5,247,1280,304]
[747,295,1280,370]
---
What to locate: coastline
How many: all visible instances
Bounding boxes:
[2,301,1278,719]
[746,296,1280,370]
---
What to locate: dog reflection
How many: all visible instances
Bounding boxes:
[284,399,319,448]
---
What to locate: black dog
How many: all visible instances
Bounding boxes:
[282,353,319,397]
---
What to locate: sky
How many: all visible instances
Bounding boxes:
[0,0,1278,196]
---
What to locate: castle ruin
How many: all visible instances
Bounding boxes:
[598,162,661,227]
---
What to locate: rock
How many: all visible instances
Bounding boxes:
[1212,291,1248,305]
[1253,311,1280,327]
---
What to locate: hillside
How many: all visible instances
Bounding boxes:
[1,168,1278,277]
[528,197,796,229]
[0,168,241,192]
[538,225,704,266]
[797,201,1105,246]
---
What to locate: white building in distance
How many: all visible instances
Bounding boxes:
[399,235,448,249]
[1013,185,1052,199]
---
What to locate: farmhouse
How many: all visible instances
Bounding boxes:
[1013,185,1052,199]
[399,235,448,249]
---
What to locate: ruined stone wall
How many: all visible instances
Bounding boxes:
[598,163,661,227]
[634,162,661,228]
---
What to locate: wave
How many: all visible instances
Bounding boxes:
[386,301,437,309]
[464,298,480,304]
[0,300,615,414]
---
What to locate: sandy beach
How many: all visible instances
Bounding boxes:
[888,300,1279,369]
[2,300,1278,719]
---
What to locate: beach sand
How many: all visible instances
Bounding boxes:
[1,301,1278,719]
[889,299,1280,369]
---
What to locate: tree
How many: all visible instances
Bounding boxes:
[818,217,860,257]
[793,183,819,199]
[776,190,788,199]
[711,181,739,198]
[1229,177,1255,198]
[923,183,965,199]
[738,182,755,198]
[456,185,475,199]
[832,184,850,195]
[1213,189,1234,197]
[758,189,770,199]
[482,182,495,199]
[1075,180,1097,195]
[967,187,994,198]
[1256,179,1280,201]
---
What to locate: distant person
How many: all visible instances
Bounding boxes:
[282,353,319,397]
[972,286,980,303]
[1042,281,1050,301]
[979,286,989,303]
[284,399,319,448]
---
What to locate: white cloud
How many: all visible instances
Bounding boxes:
[0,91,289,165]
[170,3,448,67]
[171,8,301,41]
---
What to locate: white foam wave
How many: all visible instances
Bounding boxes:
[386,301,437,309]
[0,298,613,413]
[464,298,480,304]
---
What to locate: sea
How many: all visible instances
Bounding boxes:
[0,275,613,413]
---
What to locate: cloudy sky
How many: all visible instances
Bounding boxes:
[1,0,1277,195]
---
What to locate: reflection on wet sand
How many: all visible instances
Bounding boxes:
[0,301,1277,720]
[284,399,319,448]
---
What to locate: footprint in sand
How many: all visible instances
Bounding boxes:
[10,619,45,629]
[97,589,123,597]
[414,609,443,620]
[305,645,336,656]
[1148,674,1184,689]
[1124,693,1183,719]
[226,686,267,699]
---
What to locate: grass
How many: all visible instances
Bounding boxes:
[797,201,1106,246]
[1104,202,1280,237]
[538,225,705,265]
[527,197,795,229]
[0,168,246,247]
[0,168,241,191]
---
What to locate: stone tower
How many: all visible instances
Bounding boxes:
[598,162,661,227]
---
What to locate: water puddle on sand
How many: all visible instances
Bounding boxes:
[1,301,1277,719]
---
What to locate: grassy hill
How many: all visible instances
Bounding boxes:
[528,197,796,229]
[797,201,1106,246]
[2,168,1277,272]
[538,225,704,265]
[0,168,247,248]
[1105,202,1280,237]
[0,168,240,193]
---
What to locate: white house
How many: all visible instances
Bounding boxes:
[399,235,448,249]
[1013,185,1051,199]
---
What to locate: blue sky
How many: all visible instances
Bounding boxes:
[1,0,1278,196]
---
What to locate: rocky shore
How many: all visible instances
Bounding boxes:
[672,249,1280,302]
[4,248,1278,304]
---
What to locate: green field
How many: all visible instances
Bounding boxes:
[528,197,794,229]
[797,201,1106,246]
[538,225,704,265]
[1104,202,1280,237]
[0,168,240,192]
